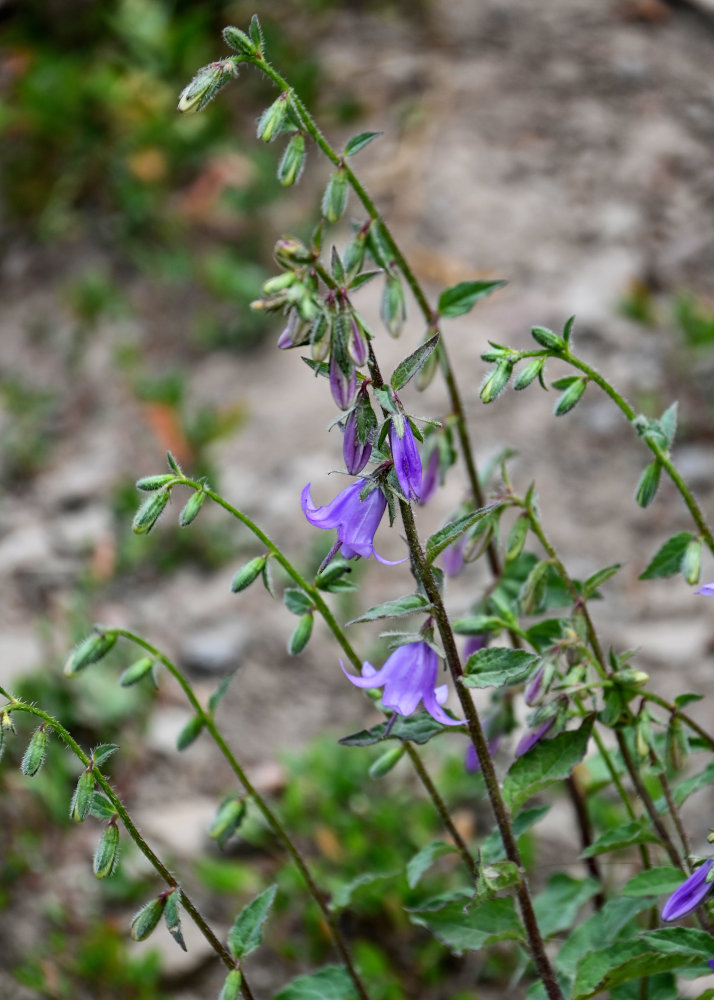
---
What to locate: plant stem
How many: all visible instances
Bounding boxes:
[565,773,605,909]
[113,631,371,1000]
[6,700,247,984]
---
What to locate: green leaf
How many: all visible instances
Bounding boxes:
[481,805,550,864]
[339,712,456,747]
[92,744,119,767]
[228,884,277,959]
[639,532,694,580]
[176,715,204,751]
[283,588,314,615]
[582,563,622,598]
[462,647,538,689]
[502,716,594,813]
[533,874,601,939]
[675,692,703,709]
[557,895,654,978]
[344,131,382,157]
[438,280,506,318]
[329,870,397,912]
[275,966,355,1000]
[208,671,238,715]
[621,867,685,898]
[425,505,499,564]
[671,760,714,808]
[390,333,440,391]
[580,819,661,858]
[409,896,524,955]
[452,614,508,636]
[406,841,458,889]
[660,402,678,447]
[163,889,186,951]
[90,792,117,820]
[347,594,432,625]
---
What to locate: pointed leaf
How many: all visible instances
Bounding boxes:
[409,896,524,954]
[275,966,355,1000]
[228,884,277,959]
[582,563,622,598]
[503,715,595,813]
[329,870,397,912]
[390,333,440,391]
[426,505,500,563]
[438,280,507,318]
[639,532,693,580]
[533,874,600,939]
[462,648,538,688]
[580,819,661,858]
[346,594,432,625]
[208,671,238,715]
[406,841,458,889]
[339,712,456,747]
[92,744,119,767]
[621,867,685,898]
[344,131,382,157]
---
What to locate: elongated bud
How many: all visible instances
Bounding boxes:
[380,274,406,338]
[288,613,313,655]
[368,744,405,778]
[176,715,204,751]
[329,348,357,410]
[136,474,175,491]
[278,133,306,187]
[616,668,650,686]
[513,357,545,391]
[274,236,314,267]
[94,819,120,879]
[131,897,167,941]
[209,798,247,845]
[554,378,586,415]
[505,515,529,563]
[322,166,348,223]
[119,656,154,687]
[531,325,565,351]
[70,769,95,822]
[65,630,117,676]
[222,26,257,57]
[163,889,186,951]
[132,489,170,534]
[219,970,243,1000]
[681,537,702,585]
[524,662,550,706]
[347,315,368,366]
[343,408,372,475]
[231,555,268,593]
[257,92,289,142]
[177,60,237,114]
[519,560,550,615]
[343,227,367,279]
[635,460,661,508]
[480,361,513,403]
[21,726,49,777]
[315,559,352,589]
[179,490,206,527]
[666,714,688,771]
[310,311,331,362]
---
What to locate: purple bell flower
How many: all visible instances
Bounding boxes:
[661,860,714,921]
[302,480,402,564]
[696,582,714,595]
[343,409,372,475]
[418,447,440,506]
[341,642,462,726]
[389,419,422,502]
[514,715,556,758]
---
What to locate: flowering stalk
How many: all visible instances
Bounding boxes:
[3,699,250,992]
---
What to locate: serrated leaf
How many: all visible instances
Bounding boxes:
[339,712,456,747]
[533,874,600,939]
[275,966,355,1000]
[390,333,440,391]
[580,819,661,858]
[503,716,594,813]
[639,532,694,580]
[462,647,538,688]
[344,130,382,157]
[406,841,458,889]
[329,870,397,912]
[409,896,524,955]
[208,670,238,715]
[438,280,506,319]
[228,884,277,959]
[425,505,499,564]
[621,867,685,898]
[346,594,431,625]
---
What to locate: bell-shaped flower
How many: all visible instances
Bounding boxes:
[389,418,422,501]
[661,860,714,921]
[302,479,400,564]
[341,642,462,726]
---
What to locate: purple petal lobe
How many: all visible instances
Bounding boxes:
[389,420,422,502]
[695,582,714,595]
[661,860,714,921]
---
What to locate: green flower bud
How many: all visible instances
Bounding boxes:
[519,560,550,615]
[177,60,237,114]
[278,133,306,187]
[513,357,545,391]
[131,897,167,941]
[322,166,348,223]
[274,237,314,268]
[257,93,290,143]
[179,490,206,527]
[219,970,243,1000]
[70,769,95,822]
[209,798,247,845]
[368,745,405,779]
[262,272,296,295]
[681,537,702,586]
[119,657,155,687]
[288,613,313,655]
[635,460,661,509]
[65,630,117,676]
[135,474,176,491]
[176,715,204,751]
[222,26,256,57]
[554,378,586,416]
[231,556,268,593]
[310,312,331,362]
[94,820,120,879]
[505,515,529,563]
[163,889,186,951]
[21,726,48,777]
[380,273,406,338]
[480,361,513,403]
[132,489,170,534]
[531,325,565,351]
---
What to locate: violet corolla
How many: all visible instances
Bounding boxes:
[661,860,714,921]
[341,642,462,727]
[389,418,422,502]
[302,479,400,564]
[696,582,714,595]
[514,715,556,758]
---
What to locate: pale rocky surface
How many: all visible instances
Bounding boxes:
[3,1,714,997]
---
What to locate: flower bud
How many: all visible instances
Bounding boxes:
[21,726,48,777]
[131,897,167,942]
[513,357,545,391]
[415,344,439,391]
[135,474,175,491]
[524,663,547,706]
[119,656,154,687]
[277,133,306,187]
[209,797,247,845]
[554,377,586,416]
[480,361,513,403]
[262,272,296,295]
[329,349,357,410]
[257,93,289,142]
[310,312,331,361]
[274,237,314,268]
[222,26,256,57]
[531,325,565,351]
[179,490,206,527]
[288,613,313,655]
[519,560,549,615]
[93,820,120,879]
[219,970,243,1000]
[347,315,368,366]
[176,715,205,751]
[322,166,348,223]
[65,630,117,676]
[635,460,661,508]
[343,408,372,475]
[231,556,268,593]
[163,889,186,951]
[681,537,702,586]
[419,447,440,506]
[132,489,171,534]
[505,514,529,563]
[616,668,650,687]
[368,745,405,779]
[177,61,237,114]
[380,274,406,338]
[343,227,368,279]
[70,768,95,822]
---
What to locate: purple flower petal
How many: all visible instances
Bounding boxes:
[695,582,714,596]
[515,715,556,758]
[302,480,395,562]
[661,860,714,921]
[418,448,440,506]
[389,419,422,502]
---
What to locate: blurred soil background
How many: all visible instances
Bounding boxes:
[2,0,714,997]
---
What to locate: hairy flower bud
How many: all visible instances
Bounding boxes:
[93,820,120,879]
[322,166,348,223]
[119,657,155,687]
[257,93,290,142]
[21,726,49,777]
[70,768,95,822]
[65,630,117,676]
[131,897,167,942]
[179,490,206,527]
[132,489,171,535]
[177,60,237,114]
[480,361,513,404]
[329,348,357,410]
[231,556,268,593]
[274,237,314,268]
[343,408,373,475]
[381,274,406,338]
[278,133,306,187]
[222,26,256,57]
